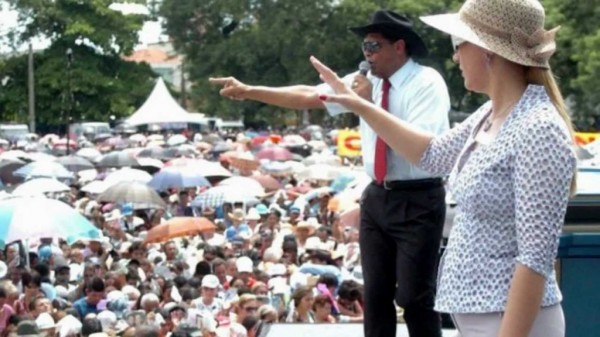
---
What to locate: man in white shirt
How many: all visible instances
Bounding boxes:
[209,10,449,337]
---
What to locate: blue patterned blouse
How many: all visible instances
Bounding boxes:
[420,85,577,313]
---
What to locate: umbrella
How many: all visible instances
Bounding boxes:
[256,146,293,161]
[250,175,282,192]
[228,152,260,172]
[211,141,231,153]
[165,159,233,178]
[57,155,95,173]
[129,134,147,144]
[12,178,70,196]
[296,164,344,181]
[262,161,294,176]
[167,135,188,147]
[250,136,269,148]
[97,181,166,209]
[191,186,258,208]
[175,144,199,157]
[302,154,342,166]
[76,148,102,161]
[25,152,56,162]
[144,217,215,244]
[218,176,265,196]
[81,180,109,195]
[281,135,307,146]
[0,197,101,246]
[97,151,139,168]
[0,158,27,184]
[13,161,74,180]
[138,147,166,159]
[133,158,164,175]
[104,168,153,186]
[148,166,211,191]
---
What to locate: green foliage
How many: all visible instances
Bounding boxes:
[542,0,600,129]
[0,0,159,132]
[161,0,600,129]
[161,0,486,126]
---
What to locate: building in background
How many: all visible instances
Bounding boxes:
[124,41,188,92]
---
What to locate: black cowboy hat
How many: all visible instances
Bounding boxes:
[349,10,428,58]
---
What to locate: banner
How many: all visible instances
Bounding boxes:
[575,132,600,146]
[337,130,361,157]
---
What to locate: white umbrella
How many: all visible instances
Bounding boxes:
[167,134,188,147]
[81,180,109,195]
[12,178,70,196]
[76,148,102,161]
[297,164,345,181]
[104,168,153,186]
[218,176,265,196]
[25,152,56,162]
[13,161,74,180]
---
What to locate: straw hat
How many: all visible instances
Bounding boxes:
[228,208,245,222]
[294,218,318,235]
[420,0,559,69]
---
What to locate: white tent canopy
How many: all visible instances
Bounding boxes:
[125,78,194,126]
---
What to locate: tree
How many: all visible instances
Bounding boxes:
[0,0,158,132]
[161,0,487,127]
[544,0,600,130]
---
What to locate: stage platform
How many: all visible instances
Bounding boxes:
[263,323,456,337]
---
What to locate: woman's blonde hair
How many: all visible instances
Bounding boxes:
[526,67,577,195]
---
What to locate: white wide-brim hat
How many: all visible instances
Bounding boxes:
[420,0,559,69]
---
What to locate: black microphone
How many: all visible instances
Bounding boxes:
[359,61,370,76]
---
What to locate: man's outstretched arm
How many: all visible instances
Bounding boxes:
[209,76,325,110]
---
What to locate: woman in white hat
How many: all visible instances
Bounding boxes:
[310,1,575,336]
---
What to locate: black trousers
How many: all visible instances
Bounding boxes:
[360,180,445,337]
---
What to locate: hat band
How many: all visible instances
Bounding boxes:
[459,10,559,66]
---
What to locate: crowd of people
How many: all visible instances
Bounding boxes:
[0,126,372,337]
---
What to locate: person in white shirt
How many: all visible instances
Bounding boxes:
[191,274,223,318]
[209,10,449,337]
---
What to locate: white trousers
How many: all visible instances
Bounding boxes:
[452,304,565,337]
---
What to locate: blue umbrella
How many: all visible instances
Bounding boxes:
[0,197,101,247]
[148,167,211,191]
[13,161,74,180]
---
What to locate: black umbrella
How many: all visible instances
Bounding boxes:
[138,147,166,158]
[57,155,95,173]
[97,151,139,168]
[0,158,26,185]
[97,181,166,209]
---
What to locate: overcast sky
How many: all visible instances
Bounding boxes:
[0,2,167,54]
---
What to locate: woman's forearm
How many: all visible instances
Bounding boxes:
[498,263,545,337]
[354,99,433,165]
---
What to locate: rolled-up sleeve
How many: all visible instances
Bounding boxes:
[513,114,576,278]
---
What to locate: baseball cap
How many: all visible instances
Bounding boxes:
[201,274,220,289]
[236,256,253,273]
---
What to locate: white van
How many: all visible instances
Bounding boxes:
[0,124,29,142]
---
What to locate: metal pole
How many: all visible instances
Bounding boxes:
[66,48,73,155]
[28,42,35,133]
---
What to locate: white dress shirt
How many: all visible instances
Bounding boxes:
[318,58,450,181]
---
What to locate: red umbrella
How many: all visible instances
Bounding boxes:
[144,217,216,244]
[256,146,293,161]
[250,175,282,192]
[251,136,269,148]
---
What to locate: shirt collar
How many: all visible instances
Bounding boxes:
[387,58,416,89]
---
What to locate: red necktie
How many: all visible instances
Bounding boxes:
[374,79,390,184]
